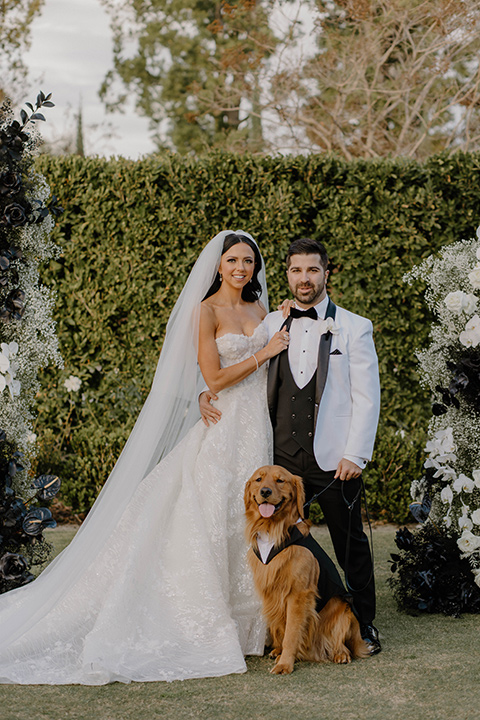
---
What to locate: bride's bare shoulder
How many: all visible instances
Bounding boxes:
[255,299,267,320]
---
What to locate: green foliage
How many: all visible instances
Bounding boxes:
[32,151,480,519]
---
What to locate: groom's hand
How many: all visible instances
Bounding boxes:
[199,390,222,426]
[334,458,362,482]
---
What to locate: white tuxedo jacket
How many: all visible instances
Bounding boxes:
[263,301,381,472]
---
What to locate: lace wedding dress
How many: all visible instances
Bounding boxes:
[0,323,272,685]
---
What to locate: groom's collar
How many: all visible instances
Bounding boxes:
[294,294,329,320]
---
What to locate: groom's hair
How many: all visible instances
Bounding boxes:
[286,238,329,271]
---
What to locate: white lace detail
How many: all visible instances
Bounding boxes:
[0,325,272,684]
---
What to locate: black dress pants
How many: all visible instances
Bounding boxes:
[274,445,376,625]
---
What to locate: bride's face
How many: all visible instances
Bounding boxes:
[219,242,256,290]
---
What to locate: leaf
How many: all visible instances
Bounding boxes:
[30,113,46,122]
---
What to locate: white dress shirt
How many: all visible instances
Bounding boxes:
[288,297,367,470]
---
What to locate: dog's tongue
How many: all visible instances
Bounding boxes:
[259,503,276,518]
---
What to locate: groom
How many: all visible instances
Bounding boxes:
[201,238,381,654]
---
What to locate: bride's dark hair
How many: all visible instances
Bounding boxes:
[203,233,263,302]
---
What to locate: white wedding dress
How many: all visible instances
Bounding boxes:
[0,323,272,684]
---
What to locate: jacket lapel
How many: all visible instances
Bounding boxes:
[267,315,291,422]
[314,299,337,424]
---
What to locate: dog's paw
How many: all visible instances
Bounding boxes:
[271,659,294,675]
[333,651,351,664]
[269,647,282,659]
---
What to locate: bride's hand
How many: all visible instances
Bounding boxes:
[199,390,222,426]
[277,299,295,319]
[264,331,289,359]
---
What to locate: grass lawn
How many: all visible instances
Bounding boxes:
[1,524,479,720]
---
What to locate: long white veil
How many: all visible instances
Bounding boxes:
[0,229,268,646]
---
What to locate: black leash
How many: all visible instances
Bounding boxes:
[303,475,374,595]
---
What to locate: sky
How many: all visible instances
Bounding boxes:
[24,0,155,158]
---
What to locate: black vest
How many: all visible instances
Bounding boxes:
[273,350,316,456]
[253,526,353,613]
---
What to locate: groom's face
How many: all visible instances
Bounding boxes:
[286,253,329,307]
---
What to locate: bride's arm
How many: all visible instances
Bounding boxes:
[198,304,288,394]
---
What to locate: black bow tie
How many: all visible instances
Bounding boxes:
[290,307,318,320]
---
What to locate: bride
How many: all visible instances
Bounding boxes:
[0,230,288,685]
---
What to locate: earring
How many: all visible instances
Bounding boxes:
[219,273,223,281]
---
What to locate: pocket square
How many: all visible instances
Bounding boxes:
[330,349,342,355]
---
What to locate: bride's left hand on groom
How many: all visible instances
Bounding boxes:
[278,299,295,318]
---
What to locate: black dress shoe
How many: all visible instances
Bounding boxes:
[360,624,381,655]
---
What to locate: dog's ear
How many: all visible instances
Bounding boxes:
[292,474,306,518]
[244,478,253,510]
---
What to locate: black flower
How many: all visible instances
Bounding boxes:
[1,203,28,227]
[0,171,21,197]
[0,552,28,580]
[31,474,61,501]
[22,507,56,536]
[395,526,415,551]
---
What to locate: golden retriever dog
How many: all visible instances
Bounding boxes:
[244,465,369,675]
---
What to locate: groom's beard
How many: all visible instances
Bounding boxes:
[291,280,326,307]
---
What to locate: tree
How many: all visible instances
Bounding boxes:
[99,0,281,154]
[272,0,480,158]
[0,0,44,106]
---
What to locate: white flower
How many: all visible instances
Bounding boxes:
[459,314,480,347]
[472,509,480,525]
[444,291,464,314]
[440,485,453,504]
[477,243,480,259]
[444,291,478,315]
[0,352,10,374]
[0,342,18,358]
[26,432,37,444]
[459,514,473,532]
[458,529,480,555]
[7,377,21,399]
[463,294,478,314]
[64,375,82,392]
[473,569,480,588]
[473,469,480,488]
[453,473,475,493]
[322,317,340,335]
[468,264,480,289]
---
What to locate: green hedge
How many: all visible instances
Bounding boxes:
[31,151,480,519]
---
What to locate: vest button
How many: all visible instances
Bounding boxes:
[292,414,296,419]
[307,414,312,420]
[308,397,313,402]
[291,396,296,401]
[292,431,297,436]
[308,431,313,437]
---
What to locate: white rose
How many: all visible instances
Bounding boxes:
[472,509,480,525]
[458,529,480,554]
[64,375,82,393]
[440,485,453,504]
[463,293,478,314]
[444,290,464,314]
[468,265,480,289]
